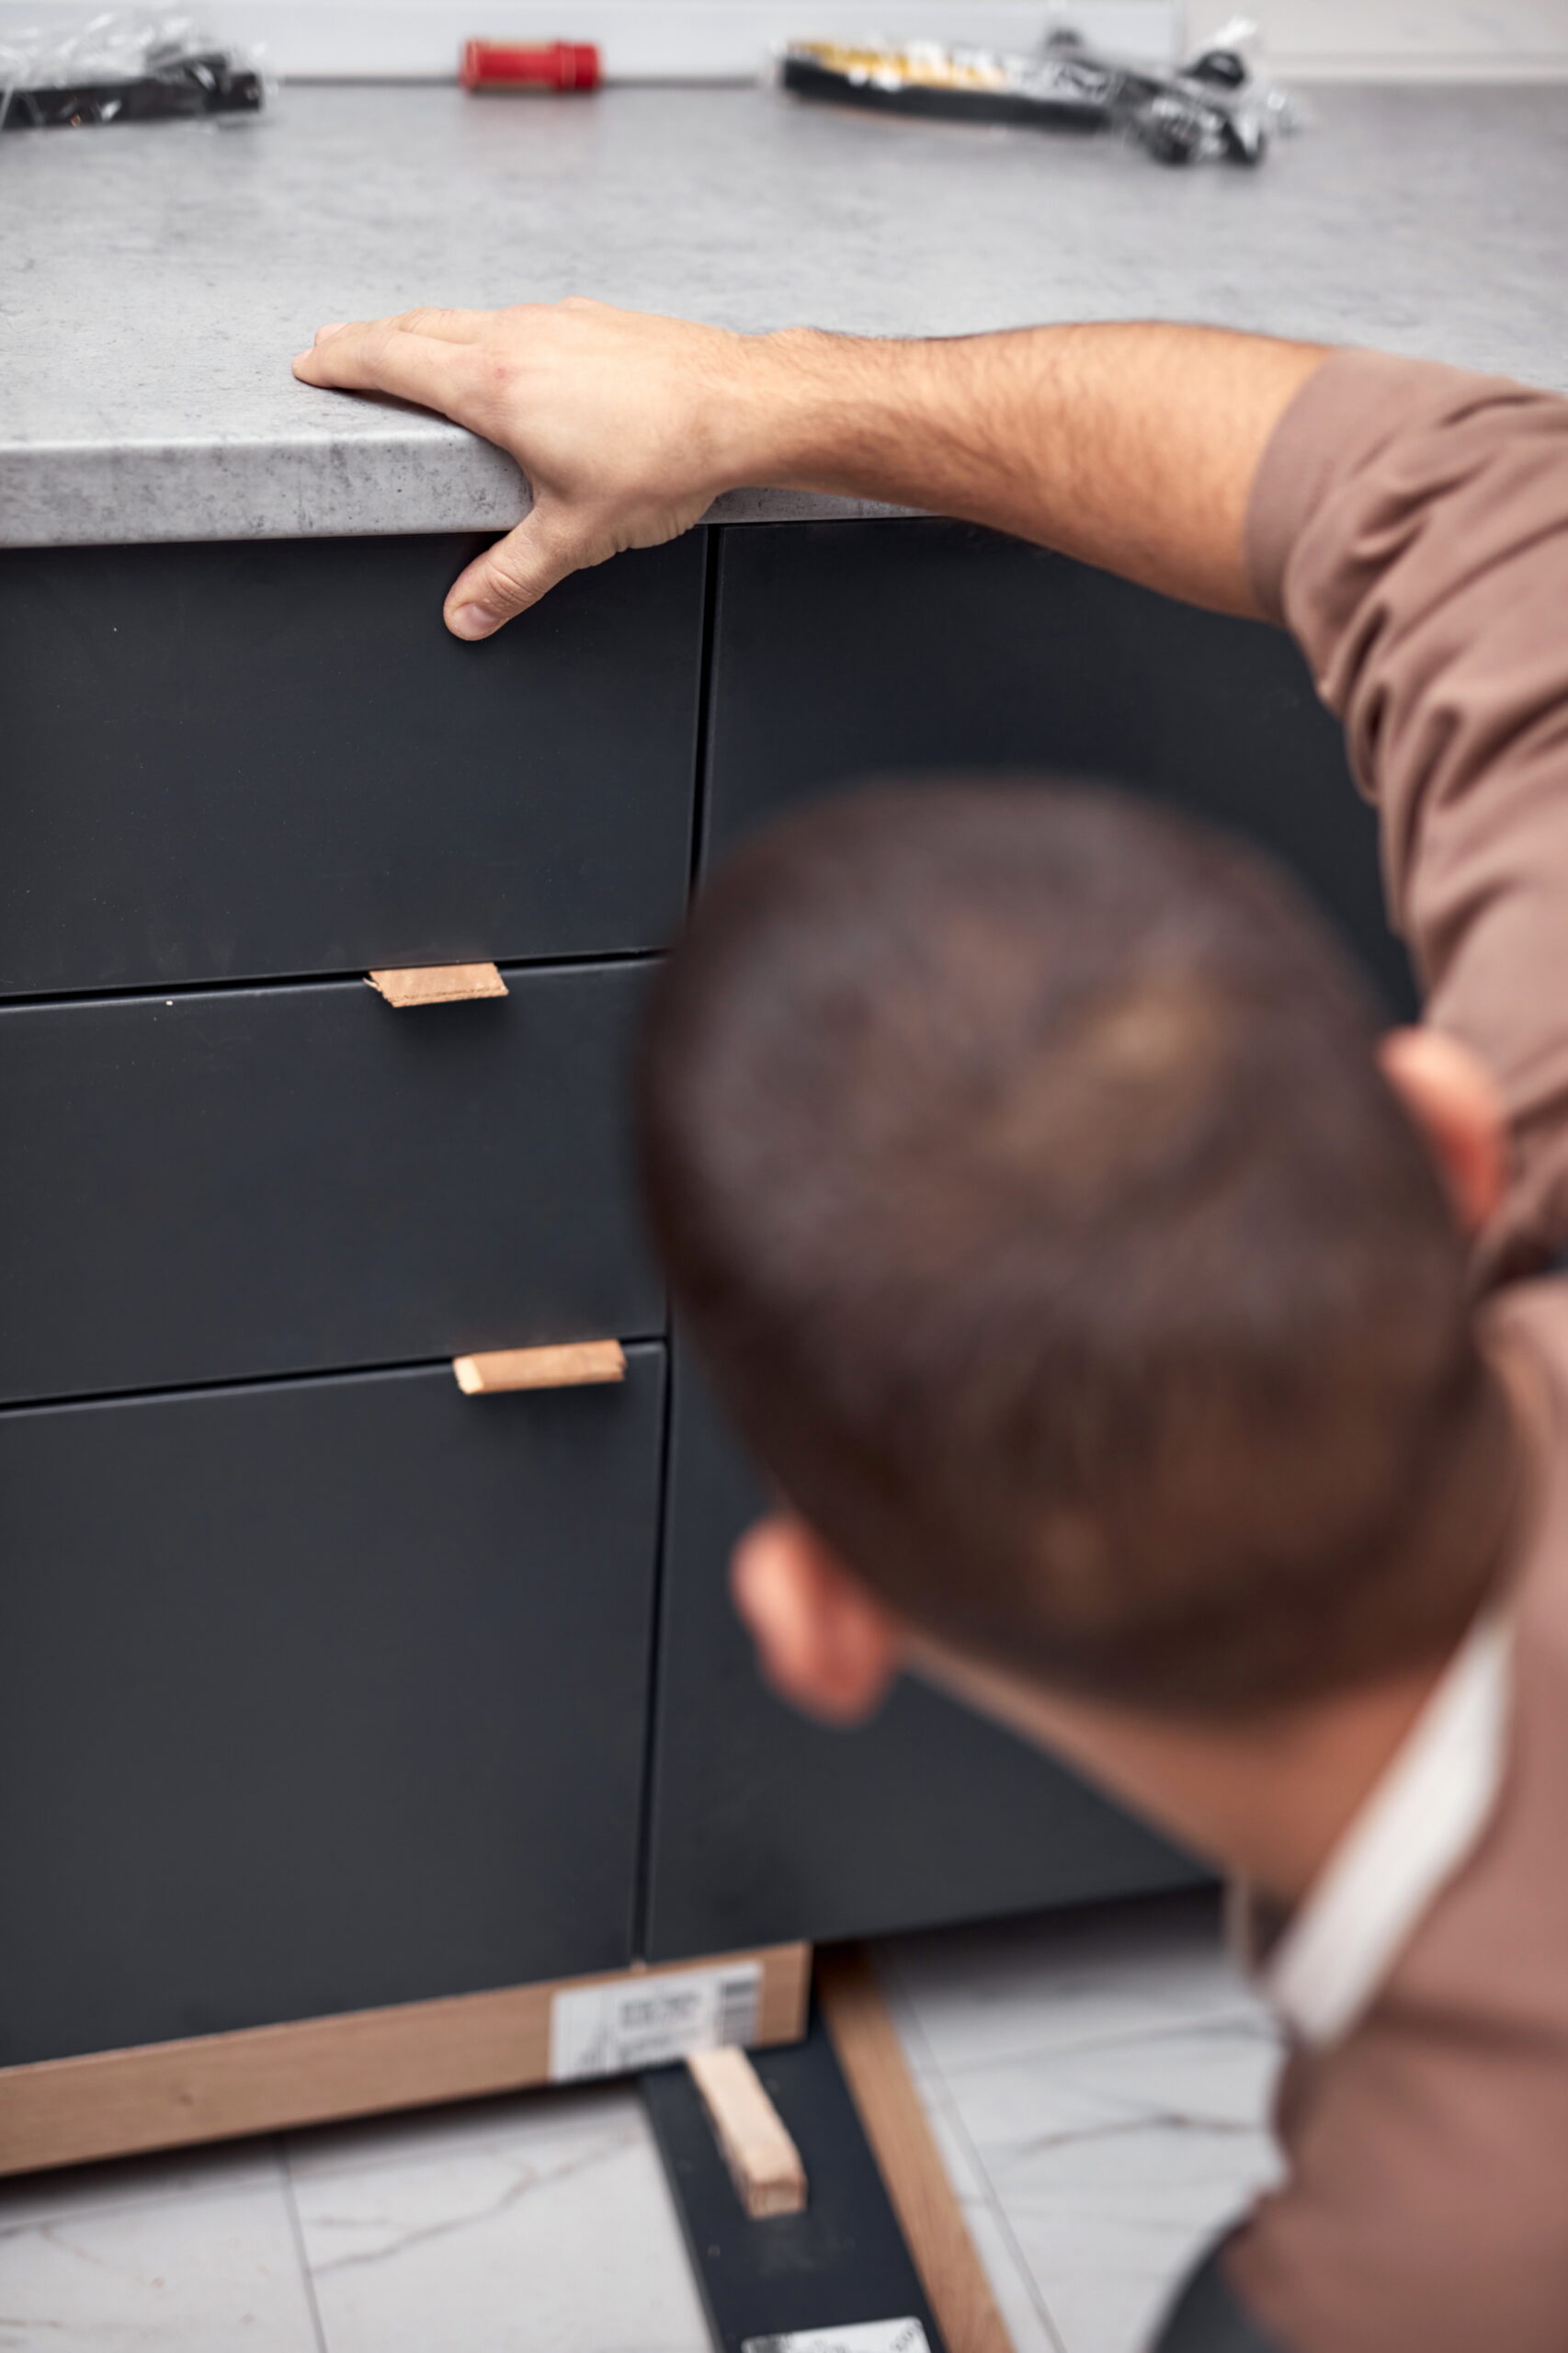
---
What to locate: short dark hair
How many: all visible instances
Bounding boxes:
[637,781,1503,1714]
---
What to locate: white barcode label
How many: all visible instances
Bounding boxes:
[742,2324,930,2353]
[549,1961,763,2083]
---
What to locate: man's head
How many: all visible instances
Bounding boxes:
[637,782,1509,1733]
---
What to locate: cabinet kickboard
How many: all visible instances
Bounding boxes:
[0,1943,810,2177]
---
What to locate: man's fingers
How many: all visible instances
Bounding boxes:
[443,510,591,639]
[292,321,478,423]
[394,306,493,345]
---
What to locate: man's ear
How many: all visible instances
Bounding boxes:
[1380,1026,1507,1237]
[730,1513,903,1725]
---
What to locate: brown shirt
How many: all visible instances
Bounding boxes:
[1221,353,1568,2352]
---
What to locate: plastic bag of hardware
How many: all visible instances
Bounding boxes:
[0,11,267,131]
[777,12,1298,166]
[1119,15,1300,165]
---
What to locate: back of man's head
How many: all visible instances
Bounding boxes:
[637,781,1497,1715]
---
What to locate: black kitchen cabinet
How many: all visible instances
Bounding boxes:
[0,533,703,997]
[0,1348,666,2067]
[0,512,1399,2123]
[0,959,658,1404]
[702,517,1415,1017]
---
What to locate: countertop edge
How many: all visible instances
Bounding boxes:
[0,439,921,550]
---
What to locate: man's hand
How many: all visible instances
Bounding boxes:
[294,301,1328,637]
[293,300,761,638]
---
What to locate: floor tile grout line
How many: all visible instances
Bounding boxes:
[279,2136,333,2353]
[921,2086,1072,2353]
[873,1943,1072,2353]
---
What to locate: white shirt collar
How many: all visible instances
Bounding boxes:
[1251,1608,1512,2049]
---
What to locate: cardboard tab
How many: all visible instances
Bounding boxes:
[453,1340,627,1394]
[368,962,508,1006]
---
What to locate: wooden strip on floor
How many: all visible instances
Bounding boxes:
[818,1941,1015,2353]
[687,2043,808,2217]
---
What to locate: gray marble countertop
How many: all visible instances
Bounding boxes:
[3,81,1565,549]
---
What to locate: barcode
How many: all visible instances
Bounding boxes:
[550,1959,765,2082]
[716,1971,760,2048]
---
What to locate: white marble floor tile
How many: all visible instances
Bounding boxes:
[957,2188,1069,2353]
[944,2013,1280,2161]
[285,2078,618,2180]
[881,1892,1250,2082]
[0,2152,321,2353]
[0,2136,279,2234]
[983,2099,1278,2353]
[937,2024,1279,2353]
[289,2080,709,2353]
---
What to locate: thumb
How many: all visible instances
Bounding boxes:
[443,504,589,640]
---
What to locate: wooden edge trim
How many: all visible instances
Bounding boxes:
[0,1941,811,2181]
[817,1942,1015,2353]
[367,961,508,1006]
[687,2044,808,2218]
[452,1339,628,1394]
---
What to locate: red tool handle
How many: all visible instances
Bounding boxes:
[460,39,601,91]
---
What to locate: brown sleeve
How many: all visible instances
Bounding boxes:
[1245,349,1568,1278]
[1224,2021,1568,2353]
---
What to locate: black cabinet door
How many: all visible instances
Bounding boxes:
[0,532,703,996]
[0,961,658,1404]
[0,1347,665,2066]
[703,517,1415,1016]
[644,1350,1199,1961]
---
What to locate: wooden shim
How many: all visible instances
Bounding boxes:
[367,961,508,1006]
[687,2043,808,2219]
[0,1943,811,2180]
[818,1942,1015,2353]
[453,1339,627,1394]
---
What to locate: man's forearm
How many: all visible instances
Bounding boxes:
[294,301,1327,631]
[721,322,1329,618]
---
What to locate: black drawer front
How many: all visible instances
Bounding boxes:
[705,518,1415,1015]
[0,961,659,1405]
[644,1349,1199,1961]
[0,533,703,997]
[0,1347,666,2066]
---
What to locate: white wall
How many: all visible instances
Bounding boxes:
[3,0,1565,80]
[1188,0,1568,76]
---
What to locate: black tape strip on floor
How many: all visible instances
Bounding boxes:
[641,2002,949,2353]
